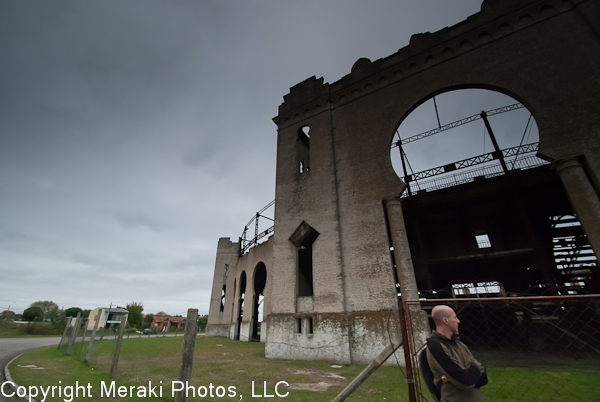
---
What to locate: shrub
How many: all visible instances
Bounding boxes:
[18,322,65,336]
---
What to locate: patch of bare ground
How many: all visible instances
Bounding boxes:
[285,368,347,392]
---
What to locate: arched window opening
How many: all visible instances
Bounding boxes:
[392,88,597,297]
[251,262,267,342]
[289,221,319,297]
[230,278,237,325]
[220,285,226,312]
[297,126,310,173]
[391,89,546,196]
[236,272,246,340]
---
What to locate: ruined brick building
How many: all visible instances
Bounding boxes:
[206,0,600,364]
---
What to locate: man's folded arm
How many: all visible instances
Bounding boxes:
[427,341,482,389]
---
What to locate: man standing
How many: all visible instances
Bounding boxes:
[426,305,487,402]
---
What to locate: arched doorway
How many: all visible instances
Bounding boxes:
[251,262,267,342]
[236,271,246,341]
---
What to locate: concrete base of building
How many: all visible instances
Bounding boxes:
[265,311,416,365]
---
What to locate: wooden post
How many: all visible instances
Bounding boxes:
[331,340,402,402]
[66,312,81,355]
[110,315,127,379]
[100,311,106,341]
[173,309,199,402]
[58,317,73,351]
[77,317,88,343]
[86,311,101,362]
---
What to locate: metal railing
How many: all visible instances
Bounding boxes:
[403,154,549,196]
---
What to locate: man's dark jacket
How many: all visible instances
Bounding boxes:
[426,331,487,402]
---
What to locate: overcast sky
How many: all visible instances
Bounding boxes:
[2,0,540,317]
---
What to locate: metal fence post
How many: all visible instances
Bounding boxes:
[398,301,417,402]
[174,308,199,402]
[109,315,127,379]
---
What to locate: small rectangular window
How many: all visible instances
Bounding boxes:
[308,317,313,334]
[475,234,491,248]
[296,318,302,334]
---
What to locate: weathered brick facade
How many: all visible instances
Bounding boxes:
[207,0,600,364]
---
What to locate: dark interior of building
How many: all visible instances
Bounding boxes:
[402,164,599,297]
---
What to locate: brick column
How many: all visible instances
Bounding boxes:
[555,157,600,256]
[385,198,419,301]
[385,198,429,350]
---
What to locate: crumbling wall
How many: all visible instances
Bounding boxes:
[206,237,274,342]
[206,238,239,337]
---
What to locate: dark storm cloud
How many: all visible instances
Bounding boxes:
[1,0,486,315]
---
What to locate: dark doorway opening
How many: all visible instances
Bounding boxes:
[236,271,246,340]
[251,262,267,342]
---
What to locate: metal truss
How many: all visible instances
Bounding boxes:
[392,102,525,147]
[239,200,275,255]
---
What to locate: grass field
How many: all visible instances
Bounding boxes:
[9,336,600,402]
[0,320,65,337]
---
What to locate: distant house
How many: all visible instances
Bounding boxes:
[170,317,186,329]
[150,316,186,331]
[86,307,129,330]
[1,310,15,320]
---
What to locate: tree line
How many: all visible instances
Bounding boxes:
[3,300,207,331]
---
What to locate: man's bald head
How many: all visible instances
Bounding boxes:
[432,305,455,326]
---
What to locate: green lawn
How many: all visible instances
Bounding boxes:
[0,321,64,337]
[8,336,600,402]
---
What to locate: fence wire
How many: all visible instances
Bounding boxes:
[56,314,193,394]
[404,296,600,402]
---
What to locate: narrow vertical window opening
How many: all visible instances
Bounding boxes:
[296,318,302,334]
[308,317,314,334]
[297,126,310,174]
[220,285,226,312]
[289,222,320,297]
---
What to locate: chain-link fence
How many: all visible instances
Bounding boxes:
[403,295,600,402]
